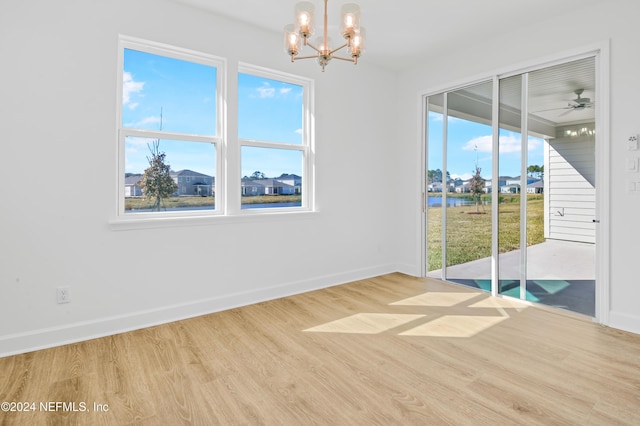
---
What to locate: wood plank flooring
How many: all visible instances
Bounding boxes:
[1,273,639,425]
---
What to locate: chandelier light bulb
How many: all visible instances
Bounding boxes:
[295,2,316,40]
[340,3,360,41]
[349,27,366,60]
[284,24,301,59]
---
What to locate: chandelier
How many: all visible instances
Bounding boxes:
[284,0,366,72]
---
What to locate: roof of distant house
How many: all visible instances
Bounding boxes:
[125,175,142,185]
[171,169,213,179]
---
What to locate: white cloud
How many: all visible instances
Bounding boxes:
[256,83,275,98]
[464,135,493,152]
[498,134,522,153]
[280,87,292,95]
[451,173,473,180]
[136,116,161,127]
[125,116,161,129]
[295,128,303,135]
[122,72,144,108]
[125,136,152,148]
[463,133,541,154]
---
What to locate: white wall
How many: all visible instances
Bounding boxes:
[0,0,398,356]
[394,0,640,334]
[3,0,639,357]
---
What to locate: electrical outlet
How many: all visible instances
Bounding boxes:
[57,286,70,304]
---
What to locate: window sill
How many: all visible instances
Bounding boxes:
[108,209,319,231]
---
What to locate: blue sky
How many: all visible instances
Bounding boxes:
[122,48,541,183]
[123,49,303,179]
[428,112,544,181]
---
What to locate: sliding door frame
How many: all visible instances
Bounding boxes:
[421,42,610,325]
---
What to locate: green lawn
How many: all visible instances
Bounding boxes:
[427,195,544,271]
[125,194,302,210]
[126,193,541,274]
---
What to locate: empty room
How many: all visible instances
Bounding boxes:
[1,0,639,424]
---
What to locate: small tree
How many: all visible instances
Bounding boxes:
[468,147,485,213]
[139,140,177,211]
[469,166,485,213]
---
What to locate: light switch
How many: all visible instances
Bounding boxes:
[627,180,637,192]
[628,157,639,172]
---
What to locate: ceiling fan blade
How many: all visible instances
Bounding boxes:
[558,108,576,117]
[533,106,572,113]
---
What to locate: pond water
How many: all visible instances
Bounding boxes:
[428,196,477,208]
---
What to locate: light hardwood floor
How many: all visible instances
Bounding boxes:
[1,273,639,425]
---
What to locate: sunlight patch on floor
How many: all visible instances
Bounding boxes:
[304,313,425,334]
[468,297,528,311]
[399,315,508,337]
[390,292,478,307]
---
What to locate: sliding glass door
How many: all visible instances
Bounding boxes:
[425,56,596,317]
[426,82,493,291]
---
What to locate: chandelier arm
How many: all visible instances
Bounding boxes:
[329,42,349,56]
[331,55,356,62]
[304,42,321,53]
[294,55,321,60]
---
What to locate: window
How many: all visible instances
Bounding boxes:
[238,65,313,211]
[117,36,224,217]
[116,37,314,224]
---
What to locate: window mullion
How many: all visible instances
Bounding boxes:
[121,128,218,144]
[239,138,306,151]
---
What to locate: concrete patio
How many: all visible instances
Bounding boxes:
[427,239,596,316]
[427,239,595,280]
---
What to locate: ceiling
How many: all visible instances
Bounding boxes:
[173,0,597,126]
[174,0,599,70]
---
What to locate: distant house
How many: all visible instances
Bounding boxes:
[171,169,214,196]
[124,175,142,197]
[501,183,520,194]
[484,177,509,193]
[455,181,470,193]
[241,175,298,196]
[253,178,295,195]
[527,179,544,194]
[276,174,302,194]
[499,176,542,194]
[428,182,443,192]
[241,178,265,196]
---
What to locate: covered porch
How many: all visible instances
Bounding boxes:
[427,239,596,316]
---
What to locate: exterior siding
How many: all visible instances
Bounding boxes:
[545,133,595,243]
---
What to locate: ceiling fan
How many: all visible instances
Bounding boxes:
[535,88,594,116]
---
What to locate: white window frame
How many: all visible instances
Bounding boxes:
[115,35,226,220]
[111,38,316,229]
[237,63,315,214]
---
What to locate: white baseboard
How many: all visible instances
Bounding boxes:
[608,311,640,336]
[0,264,400,358]
[395,263,420,277]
